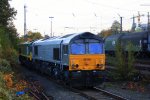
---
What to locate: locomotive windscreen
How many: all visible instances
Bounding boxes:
[89,43,103,54]
[71,43,85,54]
[71,43,103,54]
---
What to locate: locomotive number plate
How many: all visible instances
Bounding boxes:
[83,58,91,61]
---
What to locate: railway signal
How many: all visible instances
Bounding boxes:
[130,12,144,31]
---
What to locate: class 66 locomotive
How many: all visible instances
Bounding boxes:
[19,32,105,87]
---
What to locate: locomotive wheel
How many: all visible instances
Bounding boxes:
[40,64,45,74]
[53,68,59,79]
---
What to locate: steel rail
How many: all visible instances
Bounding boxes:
[94,87,129,100]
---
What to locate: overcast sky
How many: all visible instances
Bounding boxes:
[10,0,150,36]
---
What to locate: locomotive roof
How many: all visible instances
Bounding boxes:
[62,32,103,44]
[33,32,103,46]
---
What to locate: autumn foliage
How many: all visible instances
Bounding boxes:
[4,74,13,88]
[98,29,112,38]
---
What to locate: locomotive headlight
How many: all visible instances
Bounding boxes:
[96,64,100,67]
[72,64,75,68]
[76,64,79,68]
[72,64,79,69]
[96,64,103,68]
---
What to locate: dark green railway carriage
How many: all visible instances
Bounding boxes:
[105,31,150,56]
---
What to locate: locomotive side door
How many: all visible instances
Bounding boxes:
[61,44,69,68]
[148,33,150,51]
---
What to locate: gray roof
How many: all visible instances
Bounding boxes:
[33,32,102,46]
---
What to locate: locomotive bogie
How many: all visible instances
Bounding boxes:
[68,70,104,87]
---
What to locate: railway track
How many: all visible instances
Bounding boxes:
[136,59,150,65]
[69,86,129,100]
[29,72,115,100]
[135,59,150,70]
[41,71,128,100]
[105,59,150,82]
[106,64,150,72]
[93,87,128,100]
[24,75,53,100]
[22,63,147,100]
[29,81,53,100]
[106,60,150,75]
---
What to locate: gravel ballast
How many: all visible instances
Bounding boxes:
[98,82,150,100]
[21,67,87,100]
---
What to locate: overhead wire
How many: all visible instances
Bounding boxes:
[82,0,149,12]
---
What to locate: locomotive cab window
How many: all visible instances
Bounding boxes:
[71,43,85,54]
[53,48,60,60]
[89,43,103,54]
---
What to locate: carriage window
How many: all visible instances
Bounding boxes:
[89,43,103,54]
[34,46,38,56]
[71,43,85,54]
[53,48,60,60]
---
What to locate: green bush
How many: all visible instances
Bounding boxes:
[0,59,12,73]
[112,42,136,81]
[0,1,31,98]
[126,42,136,79]
[0,72,5,87]
[2,48,18,67]
[106,55,115,65]
[114,42,126,80]
[0,38,2,55]
[0,27,18,67]
[14,94,32,100]
[0,88,13,100]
